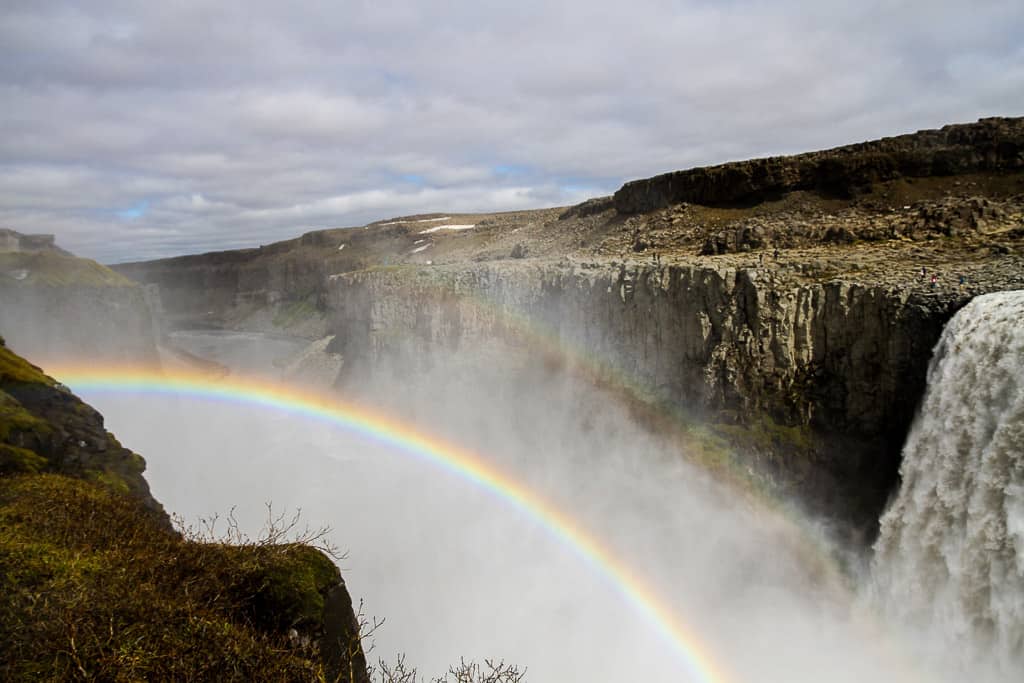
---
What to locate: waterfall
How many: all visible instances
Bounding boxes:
[871,290,1024,677]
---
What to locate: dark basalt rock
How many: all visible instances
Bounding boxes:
[614,117,1024,213]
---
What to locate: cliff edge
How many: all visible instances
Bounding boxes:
[613,116,1024,212]
[0,338,368,682]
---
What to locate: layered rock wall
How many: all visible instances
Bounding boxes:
[329,263,953,437]
[326,262,967,529]
[614,117,1024,212]
[115,248,295,324]
[113,230,372,331]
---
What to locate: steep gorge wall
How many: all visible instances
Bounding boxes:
[326,263,962,527]
[113,229,380,331]
[115,248,320,325]
[329,263,952,434]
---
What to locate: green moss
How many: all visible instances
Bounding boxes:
[0,344,54,386]
[0,389,55,478]
[125,449,146,473]
[680,422,737,473]
[89,468,131,495]
[0,443,46,474]
[225,543,343,632]
[712,413,814,455]
[0,391,50,440]
[0,474,342,680]
[0,252,135,287]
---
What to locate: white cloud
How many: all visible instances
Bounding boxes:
[0,0,1020,262]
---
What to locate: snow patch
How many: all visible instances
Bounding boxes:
[410,243,432,254]
[418,224,476,234]
[337,243,346,251]
[379,216,451,226]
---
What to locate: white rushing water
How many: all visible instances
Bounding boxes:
[871,290,1024,678]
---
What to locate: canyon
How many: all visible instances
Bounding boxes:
[113,116,1024,537]
[4,115,1024,680]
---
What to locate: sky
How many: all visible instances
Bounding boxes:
[1,1,1022,264]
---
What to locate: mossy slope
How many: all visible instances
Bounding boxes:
[0,337,155,504]
[0,475,347,680]
[0,338,368,681]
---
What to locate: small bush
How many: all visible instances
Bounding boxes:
[373,655,525,683]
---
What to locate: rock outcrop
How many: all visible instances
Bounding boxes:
[0,335,163,513]
[614,117,1024,213]
[0,229,70,255]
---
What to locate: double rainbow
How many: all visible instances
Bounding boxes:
[50,363,732,683]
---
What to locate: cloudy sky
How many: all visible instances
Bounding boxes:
[2,1,1022,263]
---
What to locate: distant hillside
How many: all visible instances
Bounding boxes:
[0,231,159,365]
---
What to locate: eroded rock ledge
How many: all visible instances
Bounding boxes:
[613,117,1024,213]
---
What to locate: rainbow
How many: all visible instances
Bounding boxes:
[48,363,732,683]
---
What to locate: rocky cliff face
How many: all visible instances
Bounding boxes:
[326,261,980,531]
[330,262,959,431]
[614,116,1024,213]
[0,336,164,512]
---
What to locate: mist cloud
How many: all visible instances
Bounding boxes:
[75,344,986,682]
[1,0,1022,262]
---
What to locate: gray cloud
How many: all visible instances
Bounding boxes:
[1,0,1021,262]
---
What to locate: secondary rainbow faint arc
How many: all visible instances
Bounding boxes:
[50,363,732,683]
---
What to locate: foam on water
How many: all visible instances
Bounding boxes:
[872,290,1024,678]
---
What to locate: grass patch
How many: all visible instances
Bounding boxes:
[0,340,365,680]
[711,413,814,455]
[0,443,47,474]
[0,474,344,681]
[0,391,51,442]
[0,342,55,386]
